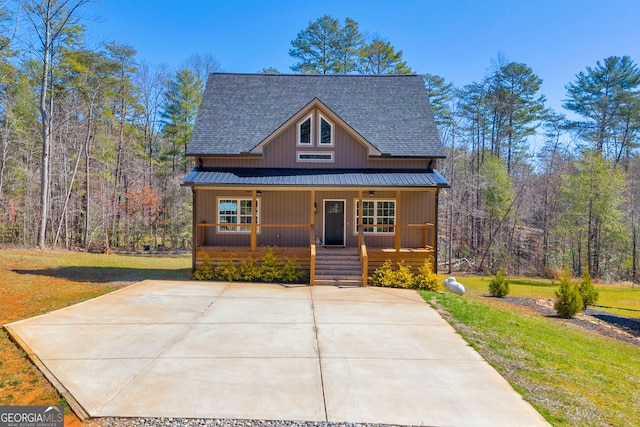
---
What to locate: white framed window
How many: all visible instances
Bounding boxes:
[296,151,334,162]
[318,113,334,146]
[297,114,312,145]
[354,200,396,234]
[218,197,260,233]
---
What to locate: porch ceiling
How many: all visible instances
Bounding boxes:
[182,168,449,188]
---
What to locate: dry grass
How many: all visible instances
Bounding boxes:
[0,248,191,407]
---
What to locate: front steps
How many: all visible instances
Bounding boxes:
[314,247,362,286]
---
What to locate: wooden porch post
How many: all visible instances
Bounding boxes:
[251,189,257,251]
[358,189,363,247]
[394,190,401,251]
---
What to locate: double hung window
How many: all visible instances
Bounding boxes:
[355,200,396,234]
[218,198,259,233]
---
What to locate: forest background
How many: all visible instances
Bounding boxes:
[1,1,639,281]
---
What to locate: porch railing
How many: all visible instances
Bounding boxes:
[310,244,316,286]
[196,223,314,250]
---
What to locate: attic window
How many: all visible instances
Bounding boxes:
[319,115,333,146]
[297,151,334,162]
[298,116,312,145]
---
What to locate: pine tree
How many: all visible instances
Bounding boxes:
[161,68,202,175]
[358,38,412,75]
[578,263,599,309]
[554,265,582,319]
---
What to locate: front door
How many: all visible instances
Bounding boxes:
[324,200,345,246]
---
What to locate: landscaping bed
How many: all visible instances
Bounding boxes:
[497,296,640,347]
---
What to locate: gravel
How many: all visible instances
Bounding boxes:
[501,296,640,347]
[86,419,414,427]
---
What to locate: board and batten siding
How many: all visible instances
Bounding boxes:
[199,112,436,170]
[195,188,435,249]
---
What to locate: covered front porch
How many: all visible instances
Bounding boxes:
[191,187,438,286]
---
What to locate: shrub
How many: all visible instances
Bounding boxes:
[488,266,510,297]
[554,265,583,319]
[193,255,214,280]
[259,247,283,283]
[578,264,599,310]
[369,260,414,289]
[414,258,442,291]
[281,257,307,283]
[394,262,415,288]
[369,259,396,287]
[213,257,241,281]
[239,257,261,282]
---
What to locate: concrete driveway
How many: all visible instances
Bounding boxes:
[5,280,549,426]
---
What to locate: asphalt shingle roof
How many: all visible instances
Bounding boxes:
[187,73,445,158]
[182,168,449,188]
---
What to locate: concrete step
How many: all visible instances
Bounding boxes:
[314,278,362,286]
[316,274,362,281]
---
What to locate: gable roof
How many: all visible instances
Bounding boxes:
[186,73,445,158]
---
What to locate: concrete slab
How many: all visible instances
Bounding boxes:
[200,296,314,324]
[163,323,318,358]
[5,280,550,427]
[94,357,326,420]
[312,298,444,325]
[317,323,483,360]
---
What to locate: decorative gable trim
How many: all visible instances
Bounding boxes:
[250,98,382,156]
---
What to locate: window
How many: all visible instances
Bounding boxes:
[298,116,312,145]
[297,151,334,162]
[355,200,395,234]
[218,198,259,233]
[319,115,333,145]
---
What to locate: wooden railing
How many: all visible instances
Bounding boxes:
[393,223,435,251]
[310,244,316,286]
[360,243,368,286]
[196,223,313,251]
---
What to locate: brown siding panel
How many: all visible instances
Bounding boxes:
[199,110,434,170]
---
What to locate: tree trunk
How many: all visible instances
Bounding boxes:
[37,36,51,249]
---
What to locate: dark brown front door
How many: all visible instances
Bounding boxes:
[324,200,345,246]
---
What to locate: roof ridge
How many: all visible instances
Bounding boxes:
[207,72,420,78]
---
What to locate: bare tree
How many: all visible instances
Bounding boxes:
[20,0,91,248]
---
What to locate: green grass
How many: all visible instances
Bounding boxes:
[420,290,640,426]
[454,274,640,318]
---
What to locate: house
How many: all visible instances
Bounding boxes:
[182,73,449,285]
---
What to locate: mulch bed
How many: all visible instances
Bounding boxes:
[495,296,640,348]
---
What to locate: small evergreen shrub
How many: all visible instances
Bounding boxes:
[259,247,283,283]
[369,260,414,289]
[488,266,510,297]
[213,257,241,281]
[239,257,261,282]
[281,257,307,283]
[193,255,214,280]
[414,258,442,291]
[578,264,599,310]
[554,264,583,319]
[369,259,396,287]
[394,262,414,289]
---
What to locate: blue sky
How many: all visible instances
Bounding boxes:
[82,0,640,117]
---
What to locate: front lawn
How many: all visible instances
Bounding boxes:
[421,284,640,426]
[0,249,191,407]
